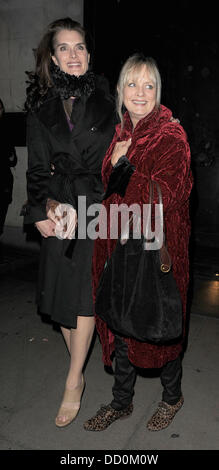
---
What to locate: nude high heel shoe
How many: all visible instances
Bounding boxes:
[55,376,85,428]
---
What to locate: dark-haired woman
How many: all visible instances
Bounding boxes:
[24,17,116,427]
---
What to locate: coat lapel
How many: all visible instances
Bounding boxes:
[37,90,114,168]
[37,95,85,164]
[38,95,72,142]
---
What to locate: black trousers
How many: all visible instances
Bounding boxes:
[111,335,182,411]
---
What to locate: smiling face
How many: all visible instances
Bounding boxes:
[51,29,90,76]
[123,64,157,128]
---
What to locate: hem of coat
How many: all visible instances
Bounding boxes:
[38,308,94,329]
[100,337,183,369]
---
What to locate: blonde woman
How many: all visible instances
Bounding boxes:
[84,54,193,432]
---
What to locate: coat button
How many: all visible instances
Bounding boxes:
[90,126,98,132]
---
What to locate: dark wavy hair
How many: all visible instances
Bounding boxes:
[25,17,93,111]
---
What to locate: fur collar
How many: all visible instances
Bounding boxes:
[50,62,95,100]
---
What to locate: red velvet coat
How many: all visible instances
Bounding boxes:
[92,105,193,369]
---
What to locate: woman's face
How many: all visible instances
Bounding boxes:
[123,65,157,127]
[51,29,90,76]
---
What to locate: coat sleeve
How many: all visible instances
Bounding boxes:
[118,129,192,213]
[102,156,135,199]
[25,113,51,224]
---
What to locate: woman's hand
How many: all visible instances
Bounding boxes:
[47,199,77,239]
[170,117,180,124]
[111,138,132,167]
[54,203,77,240]
[36,202,77,239]
[35,219,56,238]
[46,198,61,224]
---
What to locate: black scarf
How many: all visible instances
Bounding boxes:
[50,62,95,100]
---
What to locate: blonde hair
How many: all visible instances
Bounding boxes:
[116,54,162,128]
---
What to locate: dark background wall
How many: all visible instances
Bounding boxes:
[84,0,219,249]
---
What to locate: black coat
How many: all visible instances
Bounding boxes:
[25,81,116,327]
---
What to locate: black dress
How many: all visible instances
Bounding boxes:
[25,79,116,328]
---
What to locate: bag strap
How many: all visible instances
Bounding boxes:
[149,180,162,205]
[149,180,171,272]
[119,179,172,272]
[145,180,163,245]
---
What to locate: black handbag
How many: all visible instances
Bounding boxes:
[95,181,183,343]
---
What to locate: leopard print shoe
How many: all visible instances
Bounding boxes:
[83,403,133,431]
[146,396,184,431]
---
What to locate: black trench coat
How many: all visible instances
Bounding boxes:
[25,81,116,327]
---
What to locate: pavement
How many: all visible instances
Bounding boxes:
[0,241,219,461]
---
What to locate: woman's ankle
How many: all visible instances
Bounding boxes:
[65,374,84,390]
